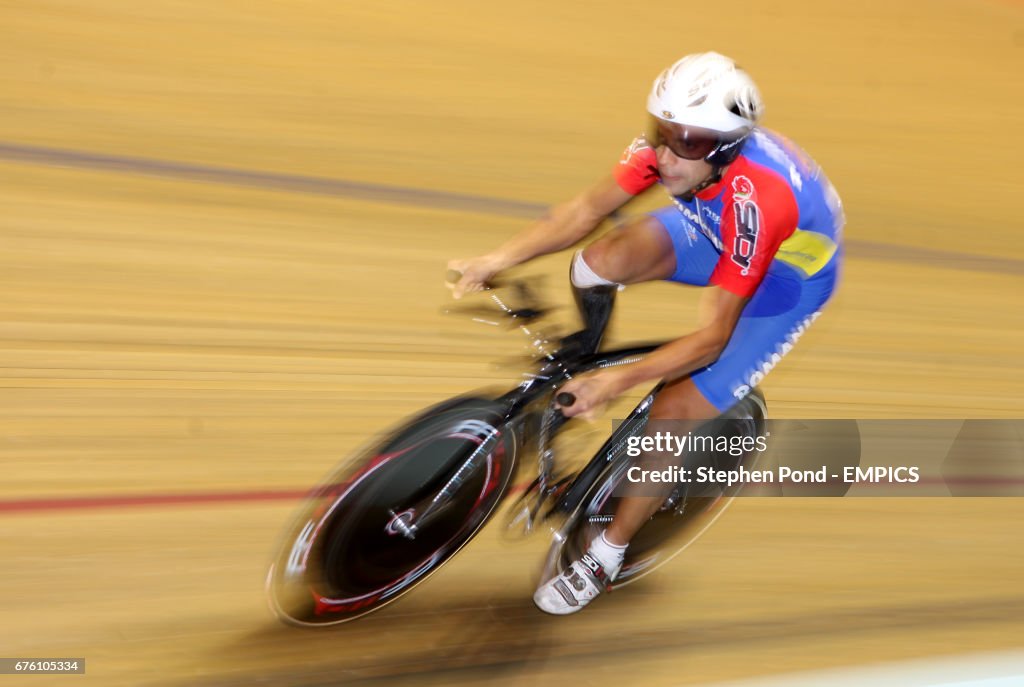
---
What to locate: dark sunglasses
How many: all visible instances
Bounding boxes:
[647,118,721,161]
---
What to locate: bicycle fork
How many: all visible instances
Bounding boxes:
[388,422,504,540]
[506,400,573,535]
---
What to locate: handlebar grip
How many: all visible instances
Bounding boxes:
[555,392,576,407]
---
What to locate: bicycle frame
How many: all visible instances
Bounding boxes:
[386,280,667,540]
[496,345,667,535]
[400,277,765,541]
[268,278,769,626]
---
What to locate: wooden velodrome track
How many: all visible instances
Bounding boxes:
[2,0,1023,685]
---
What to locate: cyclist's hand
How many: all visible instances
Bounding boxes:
[555,369,628,420]
[446,254,504,299]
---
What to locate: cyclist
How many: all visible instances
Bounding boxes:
[448,52,844,615]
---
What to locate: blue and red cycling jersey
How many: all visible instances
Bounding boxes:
[612,128,844,410]
[614,128,844,298]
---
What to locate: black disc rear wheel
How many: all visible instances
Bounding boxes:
[268,398,517,625]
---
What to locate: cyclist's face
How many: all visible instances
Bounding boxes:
[650,120,718,195]
[655,143,715,196]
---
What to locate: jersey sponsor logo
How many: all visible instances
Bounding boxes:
[677,202,702,227]
[732,175,754,200]
[701,204,721,225]
[731,199,760,274]
[729,176,758,274]
[676,204,702,246]
[731,311,822,400]
[684,222,699,246]
[670,195,722,250]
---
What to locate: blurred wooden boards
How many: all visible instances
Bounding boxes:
[1,0,1023,684]
[1,500,1021,686]
[2,0,1022,249]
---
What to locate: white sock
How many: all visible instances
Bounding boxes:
[571,251,625,290]
[588,530,627,578]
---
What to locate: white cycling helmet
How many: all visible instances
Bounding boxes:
[647,52,764,166]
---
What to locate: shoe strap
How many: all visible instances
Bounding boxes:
[578,554,613,592]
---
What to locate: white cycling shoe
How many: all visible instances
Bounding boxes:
[533,532,625,615]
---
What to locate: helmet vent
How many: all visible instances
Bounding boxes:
[647,52,763,134]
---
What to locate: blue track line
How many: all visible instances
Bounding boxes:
[1,141,1020,276]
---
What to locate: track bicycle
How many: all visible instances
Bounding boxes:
[266,277,768,626]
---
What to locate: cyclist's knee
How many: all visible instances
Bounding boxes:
[581,218,674,284]
[572,247,621,289]
[579,235,629,285]
[650,377,720,421]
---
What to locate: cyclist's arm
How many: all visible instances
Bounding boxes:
[449,136,658,297]
[484,175,634,271]
[614,286,748,387]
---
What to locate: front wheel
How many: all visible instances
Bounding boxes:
[267,397,518,625]
[541,389,768,589]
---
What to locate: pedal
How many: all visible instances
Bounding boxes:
[505,503,535,537]
[502,474,574,539]
[544,475,574,501]
[658,487,684,513]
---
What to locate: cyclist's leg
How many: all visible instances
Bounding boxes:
[561,206,722,549]
[689,269,835,410]
[603,377,718,546]
[607,264,838,545]
[534,210,722,615]
[599,205,729,545]
[563,215,677,354]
